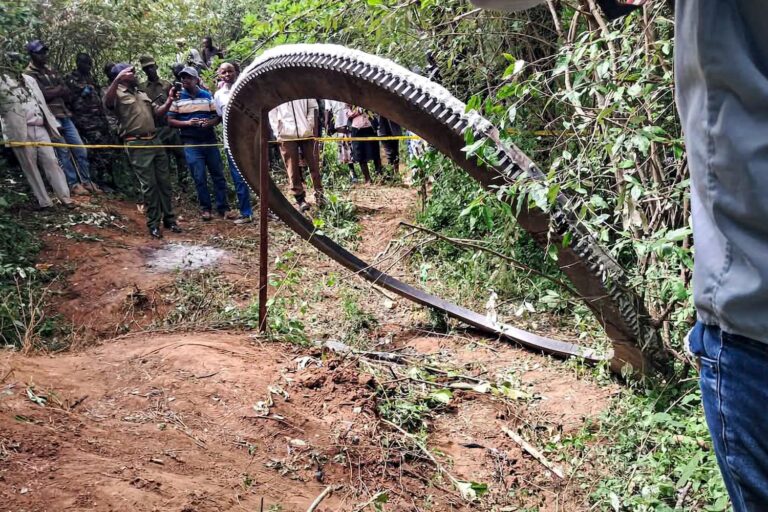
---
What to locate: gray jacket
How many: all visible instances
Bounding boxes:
[676,0,768,343]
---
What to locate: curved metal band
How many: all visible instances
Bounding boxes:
[224,44,666,373]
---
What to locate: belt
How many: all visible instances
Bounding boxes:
[124,133,156,142]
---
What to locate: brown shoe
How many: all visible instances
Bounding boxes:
[224,210,239,220]
[71,184,90,196]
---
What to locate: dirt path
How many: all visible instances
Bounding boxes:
[0,185,615,511]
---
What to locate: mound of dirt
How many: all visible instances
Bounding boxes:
[0,333,463,511]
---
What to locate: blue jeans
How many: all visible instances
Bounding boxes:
[54,116,92,186]
[184,145,229,213]
[688,322,768,511]
[226,151,253,217]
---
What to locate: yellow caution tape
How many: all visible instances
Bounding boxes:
[1,129,574,151]
[0,134,422,151]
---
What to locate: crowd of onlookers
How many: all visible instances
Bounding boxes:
[0,37,411,238]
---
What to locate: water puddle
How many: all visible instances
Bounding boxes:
[145,243,228,272]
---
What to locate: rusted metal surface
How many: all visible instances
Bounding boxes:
[224,44,666,374]
[258,108,269,333]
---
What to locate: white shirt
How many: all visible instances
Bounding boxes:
[326,100,349,129]
[268,99,318,141]
[213,82,232,116]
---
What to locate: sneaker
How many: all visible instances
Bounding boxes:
[71,184,90,196]
[298,200,310,213]
[224,210,239,220]
[234,215,253,225]
[83,182,103,195]
[63,201,77,210]
[315,193,328,208]
[149,227,163,239]
[201,211,212,221]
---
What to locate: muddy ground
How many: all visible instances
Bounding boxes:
[0,183,616,511]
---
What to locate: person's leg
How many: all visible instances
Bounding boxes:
[203,146,230,215]
[359,161,372,183]
[384,140,400,170]
[279,141,305,202]
[82,129,115,189]
[300,140,323,196]
[688,323,768,511]
[150,142,176,227]
[226,151,253,218]
[32,125,72,205]
[371,140,382,175]
[185,145,212,213]
[13,129,52,208]
[53,120,79,188]
[58,117,93,185]
[127,143,161,230]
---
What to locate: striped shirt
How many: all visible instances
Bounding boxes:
[167,86,218,142]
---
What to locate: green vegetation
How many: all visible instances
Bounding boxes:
[0,0,725,509]
[0,163,68,351]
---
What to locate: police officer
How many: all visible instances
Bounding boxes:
[104,63,181,239]
[66,52,116,190]
[139,55,189,191]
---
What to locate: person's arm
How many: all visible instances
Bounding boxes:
[31,73,68,102]
[103,67,135,109]
[200,115,221,128]
[153,87,176,117]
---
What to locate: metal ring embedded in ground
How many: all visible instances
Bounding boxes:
[224,44,665,374]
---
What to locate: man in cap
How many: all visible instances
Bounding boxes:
[167,66,234,221]
[139,55,189,191]
[104,63,181,238]
[65,52,116,190]
[24,40,100,196]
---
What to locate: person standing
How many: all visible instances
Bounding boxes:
[346,105,381,183]
[0,72,75,210]
[201,37,224,68]
[167,66,233,221]
[325,100,359,182]
[213,62,253,224]
[139,55,189,191]
[65,52,116,190]
[377,115,402,174]
[24,40,100,196]
[269,99,324,212]
[175,38,205,69]
[104,63,181,238]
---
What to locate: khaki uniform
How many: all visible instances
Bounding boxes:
[106,84,175,229]
[140,79,187,186]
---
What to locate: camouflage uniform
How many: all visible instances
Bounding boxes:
[65,69,117,187]
[140,78,189,189]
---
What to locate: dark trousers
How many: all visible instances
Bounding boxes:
[126,138,175,229]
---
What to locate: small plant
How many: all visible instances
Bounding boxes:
[314,192,360,243]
